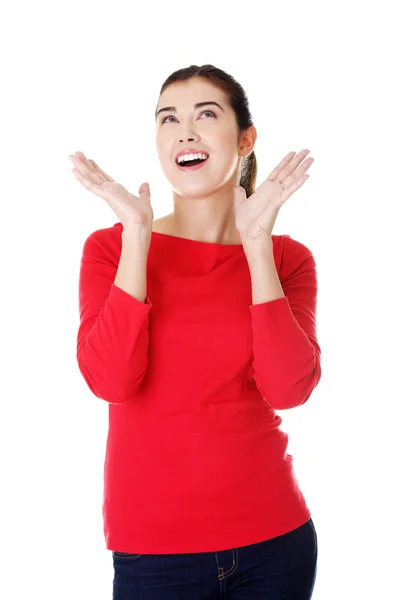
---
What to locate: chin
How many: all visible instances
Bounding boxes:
[172,181,219,198]
[175,189,218,200]
[175,172,229,194]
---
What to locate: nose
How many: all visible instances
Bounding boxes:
[178,127,201,144]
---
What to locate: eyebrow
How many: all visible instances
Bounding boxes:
[155,101,224,120]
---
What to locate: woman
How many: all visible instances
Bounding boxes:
[73,64,321,599]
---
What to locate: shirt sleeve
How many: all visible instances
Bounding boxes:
[248,235,322,410]
[76,230,153,404]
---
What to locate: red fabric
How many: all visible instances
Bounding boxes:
[77,222,321,554]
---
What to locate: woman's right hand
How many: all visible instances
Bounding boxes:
[69,151,154,232]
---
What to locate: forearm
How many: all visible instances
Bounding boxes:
[244,237,321,409]
[244,238,285,305]
[114,226,151,303]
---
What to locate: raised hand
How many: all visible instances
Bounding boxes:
[233,149,314,241]
[69,151,154,232]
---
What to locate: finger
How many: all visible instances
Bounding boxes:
[281,172,310,202]
[88,159,116,183]
[69,153,103,185]
[275,150,311,184]
[138,182,150,197]
[74,151,99,175]
[71,167,104,193]
[292,172,309,188]
[286,157,313,184]
[267,151,296,181]
[297,157,314,176]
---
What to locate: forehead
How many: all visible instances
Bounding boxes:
[157,78,228,109]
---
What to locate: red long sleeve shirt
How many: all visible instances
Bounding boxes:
[76,222,321,554]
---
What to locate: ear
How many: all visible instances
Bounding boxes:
[240,125,257,156]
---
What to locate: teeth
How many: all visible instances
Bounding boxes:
[177,152,208,164]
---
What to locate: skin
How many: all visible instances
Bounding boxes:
[68,77,313,249]
[154,77,257,244]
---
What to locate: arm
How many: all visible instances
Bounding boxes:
[246,235,322,410]
[76,227,152,404]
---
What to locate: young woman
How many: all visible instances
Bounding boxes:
[72,64,321,599]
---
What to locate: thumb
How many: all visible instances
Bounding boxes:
[232,185,247,206]
[139,182,151,198]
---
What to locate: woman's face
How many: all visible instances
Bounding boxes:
[155,78,245,198]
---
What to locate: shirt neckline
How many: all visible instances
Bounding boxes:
[151,230,244,248]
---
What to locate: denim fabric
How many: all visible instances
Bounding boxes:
[112,517,318,599]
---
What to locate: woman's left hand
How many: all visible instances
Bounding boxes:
[233,149,314,242]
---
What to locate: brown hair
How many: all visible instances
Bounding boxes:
[156,64,258,198]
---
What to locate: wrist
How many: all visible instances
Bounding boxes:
[242,235,273,257]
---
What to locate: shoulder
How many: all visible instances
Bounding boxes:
[281,234,314,261]
[81,222,122,262]
[282,233,312,253]
[278,234,316,280]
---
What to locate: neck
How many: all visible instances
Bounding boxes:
[170,177,243,244]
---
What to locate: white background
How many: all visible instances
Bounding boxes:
[1,1,399,598]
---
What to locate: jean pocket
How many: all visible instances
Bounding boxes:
[112,551,143,560]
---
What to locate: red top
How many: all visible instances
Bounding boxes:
[76,222,322,554]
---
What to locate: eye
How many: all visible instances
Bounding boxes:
[161,109,216,124]
[201,110,216,119]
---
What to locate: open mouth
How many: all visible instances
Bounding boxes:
[176,156,209,170]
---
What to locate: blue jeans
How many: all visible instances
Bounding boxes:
[112,517,318,599]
